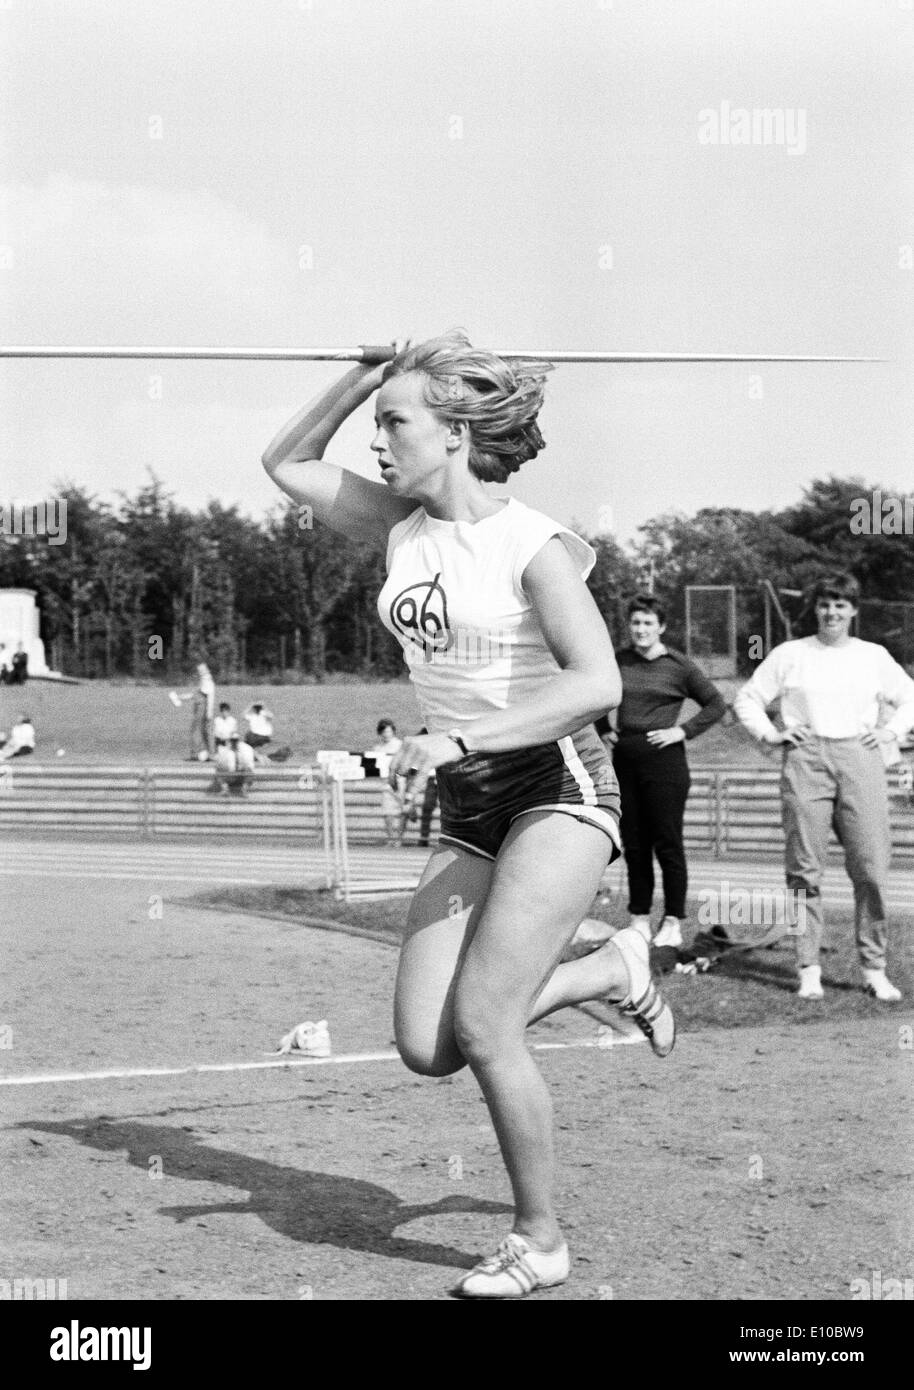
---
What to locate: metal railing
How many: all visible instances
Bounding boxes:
[1,762,912,858]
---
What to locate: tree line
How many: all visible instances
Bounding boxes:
[1,474,912,680]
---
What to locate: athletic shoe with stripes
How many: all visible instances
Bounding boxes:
[452,1233,570,1299]
[608,926,676,1058]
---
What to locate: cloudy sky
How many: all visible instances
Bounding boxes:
[1,0,911,541]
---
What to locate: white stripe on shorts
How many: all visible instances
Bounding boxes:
[558,734,597,805]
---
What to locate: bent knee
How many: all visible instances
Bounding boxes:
[395,1031,466,1078]
[452,1003,523,1070]
[399,1049,466,1078]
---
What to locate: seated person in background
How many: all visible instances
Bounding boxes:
[243,702,275,763]
[213,702,239,748]
[212,733,256,796]
[0,714,36,761]
[0,644,9,684]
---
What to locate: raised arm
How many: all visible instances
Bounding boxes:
[261,360,417,545]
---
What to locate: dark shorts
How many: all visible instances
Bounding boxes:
[436,725,622,862]
[245,733,271,748]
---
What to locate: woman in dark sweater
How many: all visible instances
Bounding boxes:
[596,594,726,948]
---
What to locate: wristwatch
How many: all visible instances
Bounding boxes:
[446,728,471,757]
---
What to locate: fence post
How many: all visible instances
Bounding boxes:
[712,772,724,858]
[334,774,350,902]
[719,772,727,856]
[320,768,334,889]
[138,768,157,839]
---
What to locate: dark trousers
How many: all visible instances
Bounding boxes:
[419,777,439,840]
[613,736,691,918]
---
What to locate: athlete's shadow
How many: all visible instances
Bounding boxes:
[18,1116,511,1271]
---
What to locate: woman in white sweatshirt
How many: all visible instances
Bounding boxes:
[734,572,914,1001]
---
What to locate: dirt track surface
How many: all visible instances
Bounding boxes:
[2,875,912,1301]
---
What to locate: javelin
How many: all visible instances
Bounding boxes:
[0,345,885,363]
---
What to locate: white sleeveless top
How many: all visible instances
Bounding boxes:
[377,497,595,733]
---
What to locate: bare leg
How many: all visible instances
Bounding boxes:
[530,935,630,1019]
[452,812,615,1251]
[394,844,494,1075]
[394,838,629,1067]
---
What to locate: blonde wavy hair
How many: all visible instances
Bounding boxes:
[382,330,553,484]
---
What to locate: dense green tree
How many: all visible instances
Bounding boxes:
[2,475,910,677]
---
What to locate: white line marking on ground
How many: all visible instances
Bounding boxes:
[0,1037,644,1088]
[0,869,278,885]
[4,864,911,904]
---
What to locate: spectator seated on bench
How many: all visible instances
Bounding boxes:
[0,715,36,761]
[213,701,239,748]
[243,702,275,764]
[211,734,256,796]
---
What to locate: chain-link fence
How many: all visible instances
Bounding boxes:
[669,588,914,675]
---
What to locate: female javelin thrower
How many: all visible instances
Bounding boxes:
[262,333,675,1298]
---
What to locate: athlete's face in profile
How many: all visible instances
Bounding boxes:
[371,373,455,496]
[815,597,855,644]
[629,610,665,650]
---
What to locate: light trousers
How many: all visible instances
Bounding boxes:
[781,737,892,970]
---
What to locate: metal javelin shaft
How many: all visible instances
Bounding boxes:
[0,345,885,363]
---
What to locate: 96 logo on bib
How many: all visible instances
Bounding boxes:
[389,573,452,656]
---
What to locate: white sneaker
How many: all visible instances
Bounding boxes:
[274,1019,331,1056]
[628,914,652,944]
[453,1232,570,1299]
[797,965,824,999]
[862,969,902,1002]
[607,927,676,1057]
[653,916,683,949]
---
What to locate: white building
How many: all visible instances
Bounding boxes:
[0,588,54,677]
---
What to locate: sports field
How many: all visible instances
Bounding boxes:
[2,835,912,1301]
[0,678,768,766]
[2,681,912,1300]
